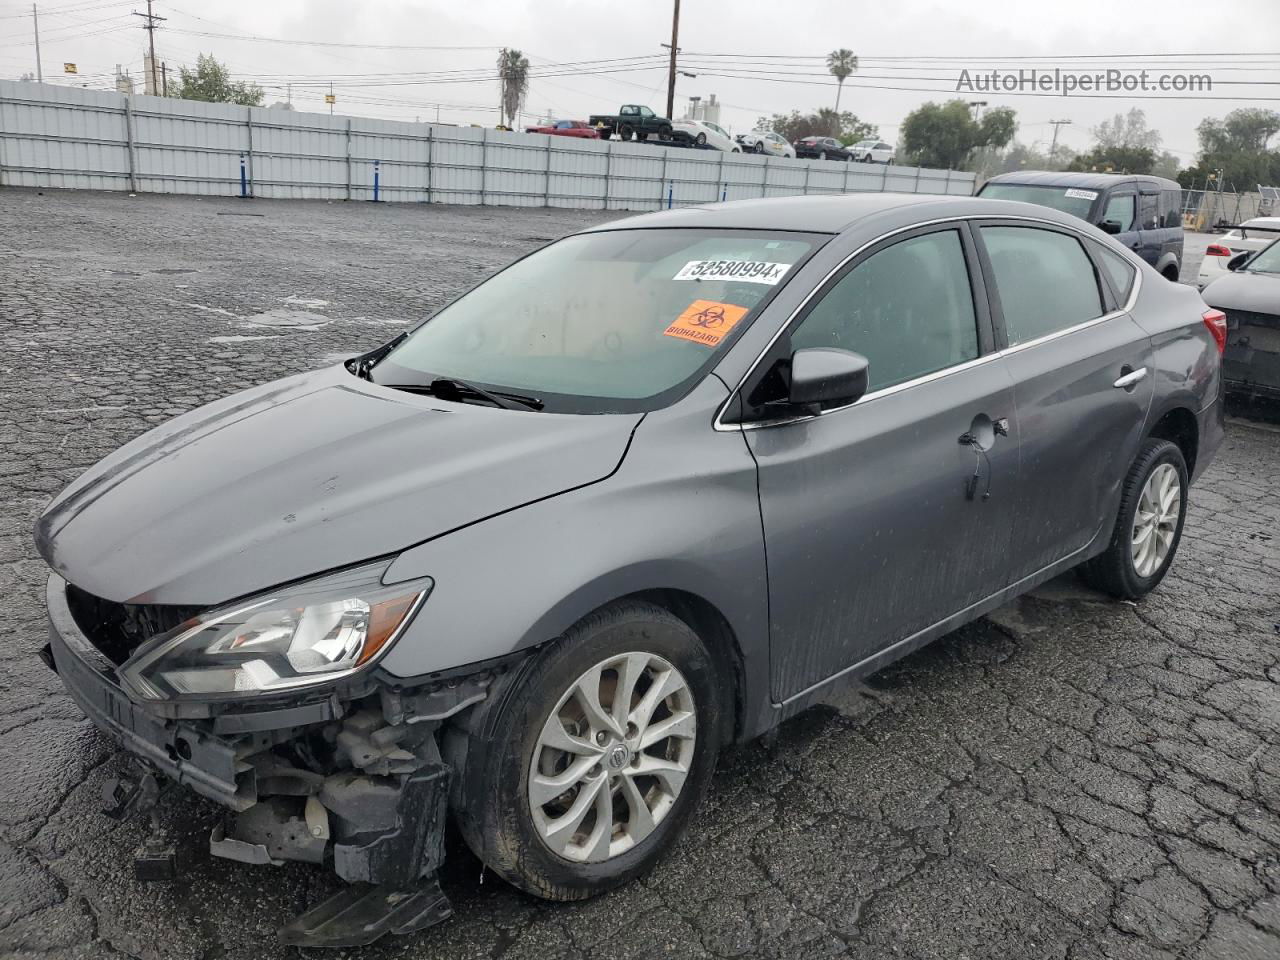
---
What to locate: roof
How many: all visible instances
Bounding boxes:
[983,170,1180,191]
[1239,216,1280,229]
[582,192,1093,236]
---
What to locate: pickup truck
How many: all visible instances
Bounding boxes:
[588,105,673,142]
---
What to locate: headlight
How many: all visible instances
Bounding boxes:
[119,563,431,702]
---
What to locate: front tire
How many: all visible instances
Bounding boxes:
[752,141,764,154]
[695,132,707,146]
[450,601,723,901]
[1078,439,1189,599]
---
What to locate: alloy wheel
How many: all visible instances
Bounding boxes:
[528,651,697,863]
[1131,463,1180,577]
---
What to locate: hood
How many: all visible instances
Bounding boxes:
[36,366,640,605]
[1201,270,1280,315]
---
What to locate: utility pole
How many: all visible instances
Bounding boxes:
[133,0,166,96]
[664,0,680,118]
[1048,118,1072,162]
[161,61,168,97]
[32,4,43,82]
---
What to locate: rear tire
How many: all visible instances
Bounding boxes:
[450,601,722,901]
[1078,439,1189,599]
[752,141,764,154]
[695,132,707,146]
[620,125,635,141]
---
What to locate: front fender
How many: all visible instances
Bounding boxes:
[373,378,770,725]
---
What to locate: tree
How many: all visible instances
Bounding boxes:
[899,100,1016,170]
[1180,108,1280,189]
[986,140,1077,176]
[496,48,530,129]
[1092,108,1162,152]
[826,48,858,113]
[1068,146,1157,175]
[171,54,263,106]
[756,109,876,144]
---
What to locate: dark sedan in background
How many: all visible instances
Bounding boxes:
[1201,236,1280,397]
[795,136,853,161]
[37,193,1223,947]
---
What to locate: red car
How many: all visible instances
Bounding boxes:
[524,119,601,139]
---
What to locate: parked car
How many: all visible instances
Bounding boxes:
[524,119,601,139]
[1201,236,1280,397]
[671,118,739,152]
[37,193,1222,948]
[734,129,795,158]
[795,136,853,161]
[588,104,672,141]
[849,139,896,163]
[1196,216,1280,288]
[979,171,1184,281]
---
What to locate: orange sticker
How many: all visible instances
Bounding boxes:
[663,299,750,348]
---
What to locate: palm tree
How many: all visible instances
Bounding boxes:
[496,48,530,128]
[826,48,858,113]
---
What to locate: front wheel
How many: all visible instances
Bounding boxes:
[695,132,707,146]
[450,601,723,901]
[1078,439,1189,599]
[752,141,764,154]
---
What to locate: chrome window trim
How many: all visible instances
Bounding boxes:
[712,213,1143,433]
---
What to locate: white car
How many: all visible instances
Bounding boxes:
[1197,216,1280,288]
[672,119,739,153]
[734,130,795,159]
[850,139,896,164]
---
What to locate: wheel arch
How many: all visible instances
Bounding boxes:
[1146,404,1199,477]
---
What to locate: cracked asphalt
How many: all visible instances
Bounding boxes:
[1,188,1278,960]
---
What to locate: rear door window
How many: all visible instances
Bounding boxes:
[981,226,1104,346]
[1138,194,1160,231]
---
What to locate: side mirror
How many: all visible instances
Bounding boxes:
[1227,252,1250,272]
[1100,220,1123,235]
[789,348,870,408]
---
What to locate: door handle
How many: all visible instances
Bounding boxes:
[1113,366,1148,389]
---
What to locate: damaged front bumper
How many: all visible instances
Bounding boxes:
[44,573,495,946]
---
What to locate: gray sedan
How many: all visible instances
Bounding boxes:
[35,193,1224,947]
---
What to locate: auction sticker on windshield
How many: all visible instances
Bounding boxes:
[674,259,792,285]
[664,299,750,347]
[1064,188,1098,201]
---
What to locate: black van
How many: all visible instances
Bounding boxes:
[978,171,1184,282]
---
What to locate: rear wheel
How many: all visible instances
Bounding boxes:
[695,132,707,146]
[1078,439,1189,599]
[752,141,764,154]
[451,601,722,901]
[620,125,635,141]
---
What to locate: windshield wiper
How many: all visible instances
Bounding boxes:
[383,378,543,411]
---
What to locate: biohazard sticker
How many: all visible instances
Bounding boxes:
[663,299,750,347]
[673,259,792,285]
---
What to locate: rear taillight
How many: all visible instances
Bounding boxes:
[1202,309,1227,354]
[1205,244,1233,257]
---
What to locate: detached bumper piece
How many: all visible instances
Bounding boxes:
[279,876,453,948]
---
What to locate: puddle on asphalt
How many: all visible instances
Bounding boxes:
[243,309,331,330]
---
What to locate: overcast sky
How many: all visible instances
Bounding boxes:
[3,0,1278,164]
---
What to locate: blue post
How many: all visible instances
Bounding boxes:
[372,159,381,202]
[238,154,247,198]
[667,181,674,209]
[721,182,727,202]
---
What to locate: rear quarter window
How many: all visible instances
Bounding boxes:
[1093,244,1138,304]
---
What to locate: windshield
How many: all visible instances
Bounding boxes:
[1242,238,1280,274]
[853,140,876,148]
[978,183,1098,221]
[372,229,821,413]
